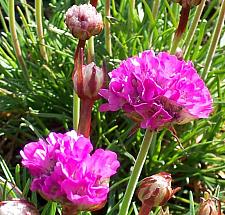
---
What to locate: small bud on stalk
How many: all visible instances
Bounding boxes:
[73,62,104,100]
[0,199,39,215]
[65,4,103,40]
[137,172,180,215]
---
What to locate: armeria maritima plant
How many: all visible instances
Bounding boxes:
[101,50,213,215]
[20,130,120,214]
[100,50,213,131]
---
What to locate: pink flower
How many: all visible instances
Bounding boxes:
[65,4,103,40]
[20,130,120,211]
[100,50,213,130]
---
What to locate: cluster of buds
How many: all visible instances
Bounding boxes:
[137,172,180,215]
[65,3,104,137]
[173,0,202,8]
[65,4,103,41]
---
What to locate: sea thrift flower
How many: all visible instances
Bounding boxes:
[137,172,180,215]
[20,131,120,212]
[0,199,39,215]
[74,62,104,100]
[100,50,213,130]
[65,4,103,40]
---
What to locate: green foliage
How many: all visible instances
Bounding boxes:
[0,0,225,214]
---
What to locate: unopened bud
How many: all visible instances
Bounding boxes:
[65,4,103,40]
[173,0,202,8]
[0,199,39,215]
[175,47,183,60]
[74,62,104,100]
[198,194,221,215]
[137,172,180,209]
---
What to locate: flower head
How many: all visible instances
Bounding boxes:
[137,172,180,215]
[100,50,213,130]
[20,130,120,212]
[65,4,103,40]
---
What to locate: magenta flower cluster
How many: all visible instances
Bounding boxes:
[100,50,213,130]
[20,130,120,211]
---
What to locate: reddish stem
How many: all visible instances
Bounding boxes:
[90,0,98,8]
[72,40,86,78]
[62,205,79,215]
[78,99,94,137]
[138,203,153,215]
[175,6,191,38]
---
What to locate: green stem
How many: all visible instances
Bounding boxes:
[8,0,29,78]
[87,37,95,63]
[152,0,160,19]
[183,0,206,56]
[0,9,9,33]
[73,91,80,130]
[170,34,181,54]
[105,0,112,56]
[201,0,225,80]
[118,129,155,215]
[35,0,48,62]
[149,0,160,45]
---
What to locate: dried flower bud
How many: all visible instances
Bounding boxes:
[0,199,39,215]
[198,194,221,215]
[74,62,104,100]
[65,4,103,40]
[137,172,180,215]
[173,0,202,8]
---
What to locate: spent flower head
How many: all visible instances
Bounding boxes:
[100,50,213,130]
[20,130,120,212]
[65,4,103,40]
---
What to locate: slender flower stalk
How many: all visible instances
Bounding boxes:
[184,0,206,56]
[78,99,94,137]
[73,92,80,130]
[35,0,48,62]
[62,205,78,215]
[90,0,98,8]
[118,130,154,215]
[152,0,160,18]
[73,40,86,131]
[105,0,112,56]
[8,0,29,77]
[0,9,9,33]
[171,6,190,54]
[201,0,225,80]
[87,37,95,63]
